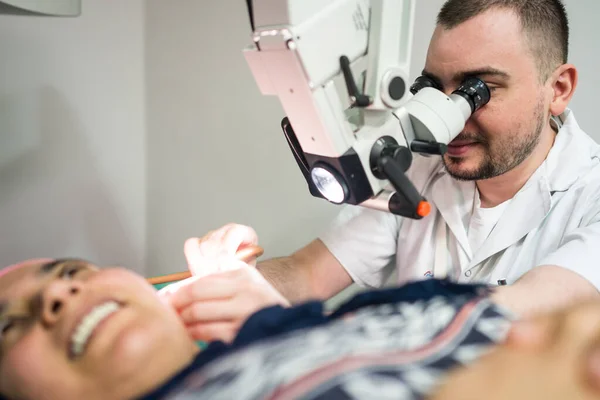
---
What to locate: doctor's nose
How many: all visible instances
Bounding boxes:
[41,279,82,326]
[462,117,476,131]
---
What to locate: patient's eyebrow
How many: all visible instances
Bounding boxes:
[37,258,81,276]
[38,259,63,275]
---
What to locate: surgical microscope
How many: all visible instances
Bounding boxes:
[243,0,490,220]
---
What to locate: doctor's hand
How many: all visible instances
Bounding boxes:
[159,226,289,343]
[184,223,260,276]
[163,263,290,343]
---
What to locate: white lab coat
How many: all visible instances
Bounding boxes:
[320,110,600,289]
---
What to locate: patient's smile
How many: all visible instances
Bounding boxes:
[69,300,121,359]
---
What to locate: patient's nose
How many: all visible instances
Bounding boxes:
[41,280,82,325]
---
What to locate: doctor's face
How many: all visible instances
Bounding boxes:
[0,259,197,400]
[423,8,552,181]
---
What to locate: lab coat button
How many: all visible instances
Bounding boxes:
[465,270,472,277]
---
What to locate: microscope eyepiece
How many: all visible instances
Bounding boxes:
[409,75,441,95]
[452,77,491,113]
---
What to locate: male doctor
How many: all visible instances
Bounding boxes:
[166,0,600,342]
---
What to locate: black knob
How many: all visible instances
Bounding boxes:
[388,76,406,101]
[410,140,448,155]
[340,55,371,107]
[410,75,441,94]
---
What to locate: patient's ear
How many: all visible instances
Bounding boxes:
[548,64,577,117]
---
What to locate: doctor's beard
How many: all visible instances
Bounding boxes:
[442,97,546,181]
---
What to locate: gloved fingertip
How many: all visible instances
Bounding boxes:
[184,237,201,251]
[184,238,207,276]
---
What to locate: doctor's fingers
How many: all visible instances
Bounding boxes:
[178,295,259,327]
[185,238,248,277]
[167,265,258,310]
[186,321,238,343]
[184,229,258,273]
[198,223,258,256]
[166,274,241,310]
[184,237,224,275]
[218,223,258,252]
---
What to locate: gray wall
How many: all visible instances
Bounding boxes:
[0,1,147,273]
[144,1,341,276]
[564,0,599,132]
[142,0,449,277]
[0,0,597,278]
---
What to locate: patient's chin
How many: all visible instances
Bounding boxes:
[80,308,195,386]
[83,313,155,367]
[92,319,195,398]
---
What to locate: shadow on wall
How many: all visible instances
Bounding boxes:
[0,87,136,270]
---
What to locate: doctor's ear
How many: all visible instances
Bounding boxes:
[548,64,577,117]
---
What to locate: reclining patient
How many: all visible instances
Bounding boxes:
[1,257,600,400]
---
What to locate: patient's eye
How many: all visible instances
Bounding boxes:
[0,316,31,346]
[0,319,15,342]
[0,320,13,335]
[60,264,84,280]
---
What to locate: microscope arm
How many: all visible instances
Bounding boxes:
[243,0,490,218]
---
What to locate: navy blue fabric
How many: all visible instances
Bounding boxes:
[329,278,491,318]
[139,279,491,400]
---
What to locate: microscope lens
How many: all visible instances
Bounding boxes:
[453,77,491,113]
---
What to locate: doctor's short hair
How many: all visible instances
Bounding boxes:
[437,0,569,82]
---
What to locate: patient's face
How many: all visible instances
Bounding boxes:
[0,259,198,400]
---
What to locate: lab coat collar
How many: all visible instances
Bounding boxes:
[430,166,475,258]
[543,109,599,193]
[469,109,597,267]
[468,167,551,268]
[430,109,597,267]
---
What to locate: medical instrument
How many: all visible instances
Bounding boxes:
[243,0,490,219]
[147,245,264,285]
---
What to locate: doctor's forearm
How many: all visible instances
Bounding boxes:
[257,239,354,304]
[490,265,600,318]
[256,256,316,304]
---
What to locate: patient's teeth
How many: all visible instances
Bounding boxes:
[70,301,120,358]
